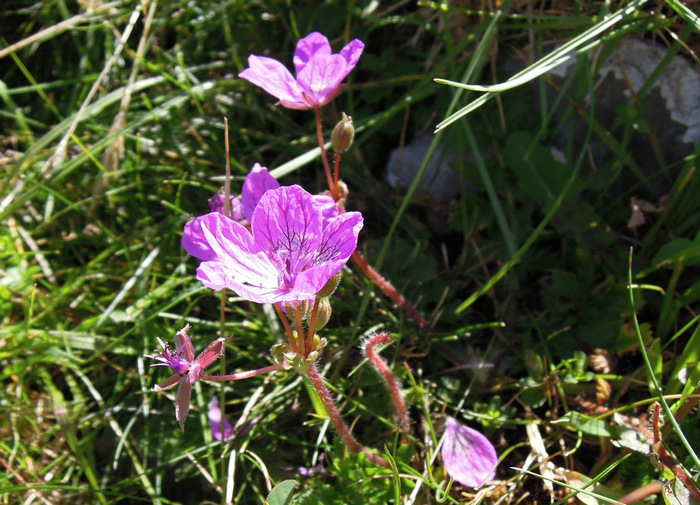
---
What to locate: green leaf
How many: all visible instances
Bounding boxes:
[265,480,297,505]
[553,412,616,437]
[662,478,692,505]
[302,374,329,420]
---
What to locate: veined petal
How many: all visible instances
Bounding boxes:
[241,163,279,222]
[175,378,193,423]
[252,185,322,276]
[198,212,281,294]
[442,417,497,488]
[293,32,332,75]
[293,211,362,294]
[313,211,363,266]
[297,54,348,107]
[239,55,305,106]
[339,39,365,71]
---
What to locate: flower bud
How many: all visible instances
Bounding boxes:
[313,297,332,330]
[317,272,342,298]
[331,113,354,152]
[285,300,309,321]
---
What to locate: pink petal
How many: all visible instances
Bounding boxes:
[208,397,234,441]
[339,39,365,70]
[197,212,280,295]
[182,216,219,262]
[313,211,363,265]
[175,325,195,363]
[251,185,322,276]
[293,32,332,75]
[311,194,339,228]
[241,163,279,222]
[175,378,192,423]
[293,211,362,295]
[239,55,306,108]
[154,374,181,392]
[442,417,497,488]
[195,261,228,291]
[296,54,347,107]
[194,337,226,370]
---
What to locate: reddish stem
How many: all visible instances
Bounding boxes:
[306,297,321,354]
[204,362,285,381]
[274,303,300,354]
[314,106,338,201]
[352,250,432,333]
[364,334,410,432]
[293,307,307,357]
[305,363,391,469]
[618,482,664,504]
[334,151,341,189]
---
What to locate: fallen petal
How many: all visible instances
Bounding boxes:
[442,417,497,488]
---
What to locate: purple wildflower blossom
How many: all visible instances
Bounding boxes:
[146,325,225,423]
[194,185,362,304]
[239,32,364,109]
[441,417,498,488]
[182,165,342,264]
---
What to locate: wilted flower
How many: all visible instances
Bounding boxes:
[146,325,225,423]
[195,185,363,304]
[441,416,498,488]
[239,32,364,109]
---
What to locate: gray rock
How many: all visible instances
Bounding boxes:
[385,133,462,205]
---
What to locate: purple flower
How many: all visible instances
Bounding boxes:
[239,32,364,109]
[208,397,234,441]
[183,165,342,264]
[441,417,498,488]
[146,325,225,423]
[194,185,362,304]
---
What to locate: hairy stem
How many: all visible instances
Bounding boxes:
[363,334,410,432]
[305,363,391,469]
[352,250,432,333]
[204,362,285,382]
